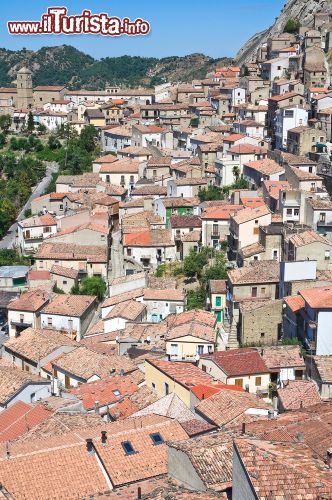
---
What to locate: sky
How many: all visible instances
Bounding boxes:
[1,0,285,59]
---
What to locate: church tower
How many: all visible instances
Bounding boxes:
[16,67,33,109]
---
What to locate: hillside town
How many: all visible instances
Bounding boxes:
[1,7,332,500]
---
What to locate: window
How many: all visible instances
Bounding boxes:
[261,287,266,296]
[294,209,299,216]
[20,314,24,323]
[197,345,204,355]
[150,433,164,445]
[153,169,157,177]
[47,317,52,326]
[215,296,221,307]
[127,248,132,257]
[112,389,121,396]
[325,250,330,260]
[30,392,36,403]
[212,224,219,236]
[273,250,278,260]
[62,280,67,285]
[165,382,169,395]
[286,208,292,216]
[260,332,265,338]
[152,382,156,389]
[234,379,243,387]
[201,364,207,372]
[320,213,326,222]
[68,319,73,331]
[208,345,213,354]
[130,175,134,184]
[122,441,136,455]
[120,175,125,185]
[255,376,262,386]
[251,287,257,298]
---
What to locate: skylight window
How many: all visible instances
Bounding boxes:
[112,389,121,397]
[150,433,164,445]
[122,441,135,455]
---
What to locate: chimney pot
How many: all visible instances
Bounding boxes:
[327,448,332,468]
[94,401,100,415]
[137,486,142,499]
[86,438,94,455]
[101,431,107,446]
[242,422,246,435]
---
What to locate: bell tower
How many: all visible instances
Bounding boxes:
[16,66,33,109]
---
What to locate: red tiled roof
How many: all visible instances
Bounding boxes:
[146,359,214,389]
[0,401,52,442]
[202,348,269,376]
[300,285,332,309]
[192,383,244,400]
[69,376,138,411]
[28,270,51,281]
[278,380,321,410]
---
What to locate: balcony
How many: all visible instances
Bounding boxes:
[11,320,32,328]
[24,234,44,241]
[317,220,332,228]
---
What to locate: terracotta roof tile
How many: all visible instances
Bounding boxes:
[196,390,270,428]
[234,438,332,498]
[300,285,332,309]
[202,349,269,377]
[4,327,77,363]
[146,359,214,389]
[143,288,184,302]
[42,294,96,317]
[278,380,321,410]
[105,299,146,321]
[8,289,50,312]
[228,260,279,285]
[261,345,305,370]
[0,401,52,443]
[56,346,136,380]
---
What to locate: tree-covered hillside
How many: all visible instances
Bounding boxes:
[0,45,232,89]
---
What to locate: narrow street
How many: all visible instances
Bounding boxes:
[0,161,59,250]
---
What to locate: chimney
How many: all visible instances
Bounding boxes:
[296,432,304,443]
[101,431,107,446]
[327,449,332,468]
[94,401,100,415]
[137,486,142,499]
[86,438,94,455]
[241,422,246,435]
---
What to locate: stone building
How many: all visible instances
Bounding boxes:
[16,67,33,109]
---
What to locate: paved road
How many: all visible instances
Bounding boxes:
[0,162,59,250]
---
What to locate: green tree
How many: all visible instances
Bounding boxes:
[183,248,209,279]
[27,112,35,133]
[283,18,301,34]
[0,198,16,237]
[232,165,240,182]
[79,125,98,153]
[71,276,107,300]
[198,185,224,202]
[0,133,6,148]
[186,287,207,310]
[0,115,11,133]
[37,123,47,134]
[202,251,228,285]
[48,135,61,150]
[0,249,30,266]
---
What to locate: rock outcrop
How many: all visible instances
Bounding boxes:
[235,0,332,65]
